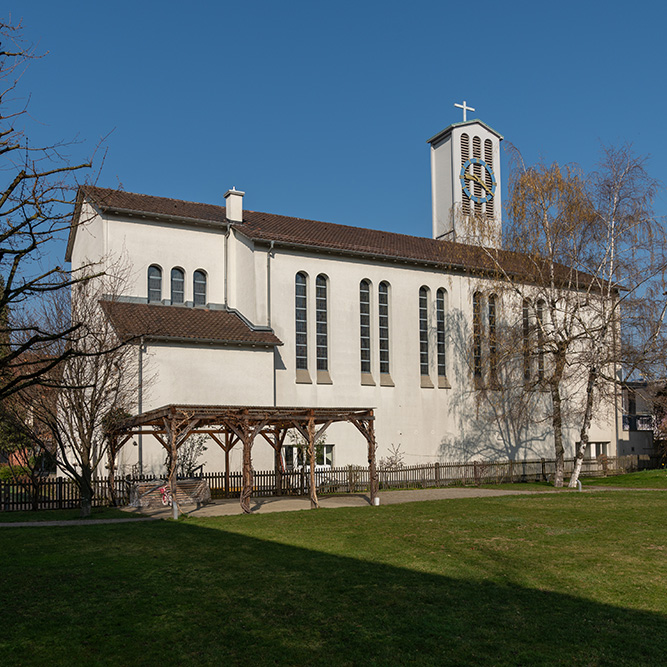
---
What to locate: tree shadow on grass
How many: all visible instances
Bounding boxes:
[1,520,664,666]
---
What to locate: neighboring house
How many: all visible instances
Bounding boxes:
[66,117,620,475]
[618,381,656,457]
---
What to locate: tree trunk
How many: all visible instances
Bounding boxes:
[80,465,93,518]
[569,367,598,488]
[30,473,40,512]
[550,344,567,488]
[551,382,565,487]
[107,440,118,507]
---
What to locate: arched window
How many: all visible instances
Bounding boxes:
[379,282,390,376]
[436,288,447,381]
[148,265,162,303]
[171,268,185,304]
[522,299,531,382]
[295,273,308,370]
[472,292,483,382]
[536,299,545,381]
[193,270,207,306]
[419,287,430,377]
[315,275,328,372]
[359,280,371,374]
[488,294,498,386]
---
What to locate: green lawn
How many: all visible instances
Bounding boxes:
[582,468,667,488]
[1,492,666,665]
[0,507,143,523]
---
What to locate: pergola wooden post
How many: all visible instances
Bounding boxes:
[160,410,201,519]
[240,414,253,514]
[162,416,179,520]
[307,413,318,509]
[350,410,378,504]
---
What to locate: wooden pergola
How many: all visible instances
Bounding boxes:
[109,404,378,517]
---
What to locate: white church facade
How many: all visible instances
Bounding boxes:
[66,117,622,475]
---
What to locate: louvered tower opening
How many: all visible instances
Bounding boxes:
[484,139,494,219]
[461,133,470,215]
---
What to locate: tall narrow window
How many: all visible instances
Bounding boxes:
[171,268,185,304]
[193,270,207,306]
[488,294,498,386]
[536,299,545,381]
[419,287,429,377]
[148,265,162,303]
[316,275,328,372]
[522,299,531,382]
[436,288,447,380]
[473,291,483,383]
[360,280,371,374]
[379,282,390,376]
[295,273,308,370]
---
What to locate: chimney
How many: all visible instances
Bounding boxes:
[224,187,245,222]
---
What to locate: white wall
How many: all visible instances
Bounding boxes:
[103,217,226,304]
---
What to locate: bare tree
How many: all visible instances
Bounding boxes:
[495,145,666,486]
[1,18,96,402]
[18,264,139,516]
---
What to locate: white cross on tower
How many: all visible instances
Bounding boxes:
[454,100,475,122]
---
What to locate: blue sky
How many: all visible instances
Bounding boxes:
[8,0,667,254]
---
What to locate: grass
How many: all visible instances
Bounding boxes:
[0,506,144,523]
[1,492,666,665]
[582,468,667,488]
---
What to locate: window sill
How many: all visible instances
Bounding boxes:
[361,372,376,386]
[438,376,451,389]
[420,375,434,389]
[380,374,394,387]
[296,369,312,384]
[317,370,333,385]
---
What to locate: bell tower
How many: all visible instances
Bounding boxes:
[427,105,503,248]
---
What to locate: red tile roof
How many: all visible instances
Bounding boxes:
[99,300,282,347]
[74,186,588,285]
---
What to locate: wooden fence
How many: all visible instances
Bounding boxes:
[0,454,660,512]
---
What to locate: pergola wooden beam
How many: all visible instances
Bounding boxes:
[110,404,377,513]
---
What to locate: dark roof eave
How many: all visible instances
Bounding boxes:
[138,334,282,347]
[103,206,231,231]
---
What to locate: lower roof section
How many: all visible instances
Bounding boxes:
[100,300,282,347]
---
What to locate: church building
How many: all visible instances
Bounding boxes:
[66,114,621,475]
